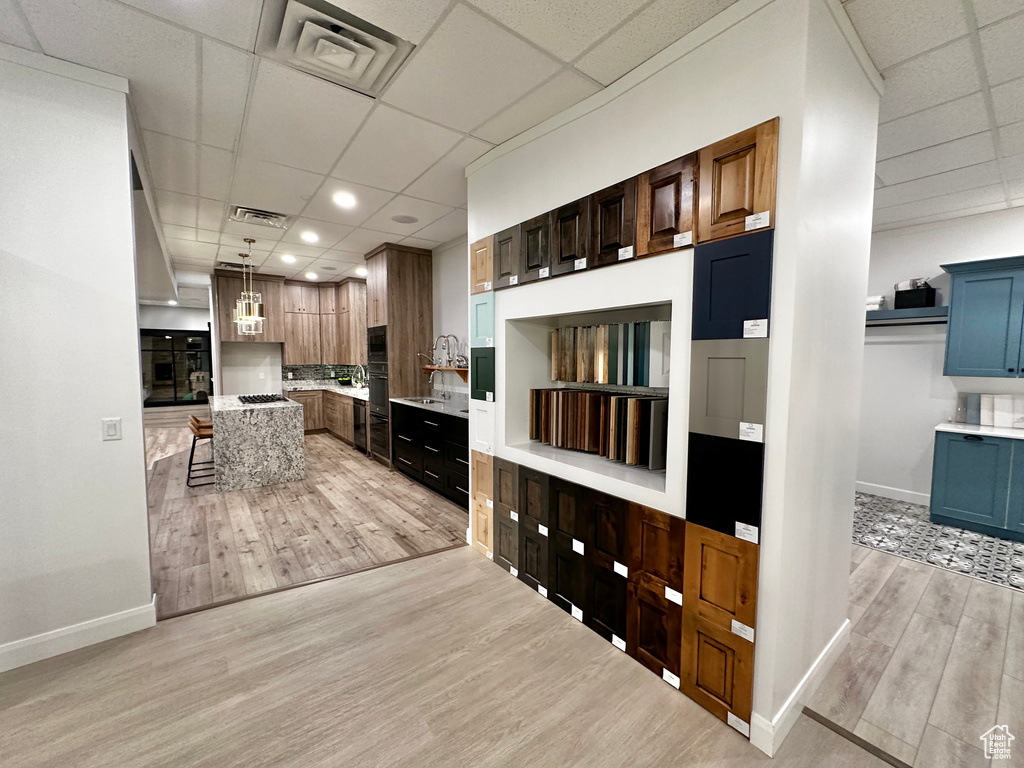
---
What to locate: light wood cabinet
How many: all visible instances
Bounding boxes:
[366,252,387,327]
[320,314,339,365]
[284,282,320,314]
[318,284,336,314]
[471,450,493,500]
[288,390,324,431]
[284,313,321,365]
[470,236,493,294]
[324,391,355,443]
[215,274,285,343]
[472,492,492,556]
[337,280,367,364]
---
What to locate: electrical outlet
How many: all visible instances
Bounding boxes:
[101,417,122,441]
[259,372,265,380]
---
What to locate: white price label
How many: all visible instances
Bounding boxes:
[736,522,759,544]
[571,605,583,622]
[662,669,681,689]
[572,538,585,556]
[538,585,547,597]
[510,566,518,577]
[486,550,493,560]
[745,211,770,230]
[731,619,755,642]
[486,498,493,508]
[613,561,628,578]
[728,713,751,737]
[618,246,634,261]
[665,586,683,606]
[574,258,587,271]
[743,319,768,338]
[612,634,626,652]
[484,281,492,290]
[538,524,548,537]
[673,231,693,248]
[485,391,493,402]
[509,275,519,286]
[539,267,550,279]
[510,510,519,522]
[485,337,493,347]
[739,422,764,443]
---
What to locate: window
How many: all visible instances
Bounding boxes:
[140,329,212,406]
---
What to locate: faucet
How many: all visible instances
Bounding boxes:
[417,352,435,366]
[428,369,450,400]
[431,335,450,366]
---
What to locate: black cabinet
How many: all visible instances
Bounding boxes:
[590,178,637,268]
[390,402,469,508]
[686,432,764,538]
[471,347,495,402]
[517,466,550,593]
[692,229,773,340]
[585,489,629,644]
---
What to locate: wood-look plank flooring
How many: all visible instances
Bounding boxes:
[0,547,887,768]
[808,545,1023,767]
[143,404,211,428]
[147,431,467,619]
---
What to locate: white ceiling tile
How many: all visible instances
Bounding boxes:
[360,195,454,236]
[198,145,234,201]
[974,0,1024,28]
[1001,121,1024,156]
[409,209,467,244]
[280,218,354,250]
[874,161,1002,208]
[1003,152,1024,181]
[876,92,989,160]
[256,266,297,277]
[877,39,980,123]
[332,105,461,191]
[1009,178,1024,199]
[872,184,1007,225]
[271,242,326,259]
[338,264,369,279]
[310,262,347,279]
[334,228,395,255]
[875,132,997,185]
[575,0,737,86]
[404,137,494,207]
[0,0,38,49]
[327,0,451,44]
[170,257,215,272]
[400,237,442,249]
[155,191,197,227]
[235,248,299,269]
[163,224,196,241]
[215,245,271,266]
[844,0,968,70]
[116,0,262,50]
[468,0,647,61]
[981,15,1024,86]
[220,229,283,250]
[197,198,226,231]
[141,131,196,195]
[992,77,1024,126]
[318,250,366,264]
[230,157,323,215]
[873,201,1009,231]
[201,39,252,152]
[382,5,561,132]
[301,180,396,227]
[196,228,220,244]
[166,238,219,260]
[264,252,314,271]
[473,70,600,144]
[21,0,198,140]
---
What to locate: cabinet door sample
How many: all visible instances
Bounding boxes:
[683,522,758,634]
[689,339,769,439]
[627,504,685,592]
[944,269,1024,377]
[470,235,494,295]
[284,313,322,365]
[686,433,764,539]
[636,154,696,257]
[469,400,495,454]
[472,492,492,556]
[697,117,778,243]
[586,488,630,643]
[470,291,496,348]
[628,579,683,679]
[590,178,637,268]
[519,213,551,284]
[548,477,589,615]
[692,229,773,340]
[930,431,1012,529]
[493,457,519,514]
[590,490,629,573]
[588,561,628,645]
[471,450,493,500]
[471,347,496,401]
[492,225,521,290]
[681,614,754,725]
[493,503,520,575]
[550,197,591,277]
[518,517,550,593]
[519,466,550,528]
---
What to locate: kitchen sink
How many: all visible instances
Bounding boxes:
[405,397,443,404]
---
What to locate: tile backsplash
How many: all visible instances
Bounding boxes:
[282,364,362,381]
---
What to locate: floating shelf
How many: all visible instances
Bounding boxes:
[866,306,948,327]
[423,365,469,382]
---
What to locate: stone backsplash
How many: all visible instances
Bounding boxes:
[282,364,362,381]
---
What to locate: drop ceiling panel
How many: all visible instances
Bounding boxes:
[324,0,451,44]
[401,236,442,249]
[279,218,354,249]
[301,180,396,226]
[256,266,297,277]
[163,224,197,241]
[843,0,967,71]
[574,0,737,86]
[21,0,199,140]
[875,132,996,185]
[877,39,980,123]
[241,60,373,174]
[220,229,284,249]
[874,201,1009,230]
[155,191,198,227]
[199,145,234,201]
[201,40,253,152]
[980,14,1024,86]
[973,0,1024,26]
[0,0,38,49]
[404,137,494,207]
[198,198,227,231]
[166,239,220,260]
[359,195,454,236]
[318,249,366,264]
[873,184,1007,225]
[333,228,394,255]
[196,228,220,244]
[874,161,1002,208]
[171,257,217,272]
[271,242,327,259]
[1001,121,1024,157]
[261,252,314,271]
[332,105,461,191]
[992,77,1024,125]
[143,132,197,195]
[215,244,271,265]
[381,4,561,132]
[472,70,600,145]
[876,92,989,160]
[1004,153,1024,181]
[231,157,323,215]
[409,209,467,244]
[117,0,261,50]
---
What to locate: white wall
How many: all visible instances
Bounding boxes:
[220,343,283,395]
[0,45,154,672]
[138,304,211,331]
[432,236,469,393]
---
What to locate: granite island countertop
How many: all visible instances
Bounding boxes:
[283,380,370,401]
[210,394,304,412]
[209,394,305,492]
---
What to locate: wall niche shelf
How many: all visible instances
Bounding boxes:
[865,306,948,327]
[422,365,469,382]
[506,440,667,493]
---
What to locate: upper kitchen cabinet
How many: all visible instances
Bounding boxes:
[692,229,773,340]
[697,118,778,243]
[943,257,1024,378]
[284,282,320,314]
[550,198,591,277]
[470,236,493,295]
[518,213,551,285]
[590,178,637,268]
[214,272,285,343]
[337,280,367,365]
[284,312,321,365]
[636,154,696,258]
[318,284,337,314]
[492,225,521,291]
[365,249,388,327]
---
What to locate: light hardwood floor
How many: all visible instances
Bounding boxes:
[808,544,1023,767]
[0,547,886,767]
[147,431,467,619]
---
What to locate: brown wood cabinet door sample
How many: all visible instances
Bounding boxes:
[585,489,630,643]
[628,579,683,681]
[492,225,521,290]
[697,118,779,243]
[550,198,591,276]
[493,457,519,514]
[320,314,339,364]
[471,450,493,500]
[518,213,551,284]
[627,504,684,591]
[683,522,758,634]
[518,466,549,529]
[548,477,588,616]
[590,178,637,268]
[470,235,493,294]
[471,492,492,556]
[518,517,549,594]
[636,154,696,257]
[284,313,322,365]
[492,457,520,575]
[681,614,754,726]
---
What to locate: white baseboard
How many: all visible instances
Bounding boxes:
[855,481,929,506]
[0,595,156,674]
[749,619,851,756]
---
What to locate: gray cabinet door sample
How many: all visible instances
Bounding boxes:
[689,339,768,439]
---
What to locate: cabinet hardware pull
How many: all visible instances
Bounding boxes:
[1010,368,1016,373]
[425,420,439,427]
[399,458,413,465]
[425,471,439,479]
[456,486,468,494]
[426,446,440,453]
[399,435,412,442]
[963,435,983,441]
[457,457,469,465]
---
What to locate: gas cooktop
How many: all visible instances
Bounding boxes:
[238,394,288,405]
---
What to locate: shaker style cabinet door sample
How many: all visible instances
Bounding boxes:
[944,268,1024,377]
[518,212,551,284]
[683,522,758,634]
[492,225,521,290]
[697,117,778,243]
[470,291,496,348]
[590,178,637,268]
[689,339,769,440]
[550,197,592,277]
[470,235,494,295]
[547,477,590,616]
[692,229,773,340]
[636,154,696,258]
[585,489,630,644]
[680,612,755,726]
[470,347,495,402]
[686,433,764,539]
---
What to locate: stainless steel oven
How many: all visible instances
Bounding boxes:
[368,362,389,416]
[369,413,390,462]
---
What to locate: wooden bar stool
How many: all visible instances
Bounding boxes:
[186,418,214,488]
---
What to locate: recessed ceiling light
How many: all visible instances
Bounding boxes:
[300,230,319,243]
[332,191,357,209]
[281,254,297,264]
[321,266,337,272]
[167,300,178,305]
[305,272,318,280]
[355,266,368,277]
[391,215,418,224]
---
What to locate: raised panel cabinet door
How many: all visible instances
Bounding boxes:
[471,450,493,500]
[547,477,589,616]
[493,457,519,513]
[697,117,778,243]
[470,292,496,348]
[471,347,496,401]
[493,504,520,575]
[471,492,492,556]
[320,314,339,365]
[686,433,764,539]
[518,213,551,284]
[550,198,591,276]
[590,178,637,268]
[318,284,336,314]
[470,235,493,294]
[689,339,769,440]
[284,313,322,365]
[683,522,758,634]
[627,580,682,680]
[550,535,588,617]
[518,465,550,528]
[636,154,697,257]
[692,229,773,340]
[585,490,630,644]
[627,504,685,592]
[492,225,521,290]
[930,431,1012,529]
[680,614,754,726]
[587,561,628,645]
[517,517,549,594]
[944,269,1024,377]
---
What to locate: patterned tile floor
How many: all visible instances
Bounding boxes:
[854,492,1024,591]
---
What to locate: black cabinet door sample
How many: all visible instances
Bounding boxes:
[518,518,549,594]
[686,432,764,538]
[548,477,589,617]
[518,466,550,528]
[471,347,495,402]
[519,213,551,284]
[692,229,773,340]
[590,178,637,268]
[493,225,521,290]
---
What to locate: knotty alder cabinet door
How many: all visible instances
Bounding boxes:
[471,450,493,500]
[284,313,321,365]
[492,225,521,290]
[470,235,493,294]
[590,178,637,268]
[550,197,591,277]
[636,154,696,258]
[517,466,550,594]
[471,492,492,556]
[697,118,779,243]
[492,458,520,575]
[518,213,551,284]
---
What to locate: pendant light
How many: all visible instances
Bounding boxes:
[233,237,265,335]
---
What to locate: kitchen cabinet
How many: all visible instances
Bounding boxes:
[390,401,469,508]
[590,178,637,269]
[492,225,521,290]
[548,477,588,617]
[692,229,773,340]
[284,312,322,365]
[686,433,764,540]
[689,339,769,440]
[366,251,387,327]
[492,457,519,575]
[470,235,493,294]
[518,212,551,285]
[472,493,492,556]
[337,280,367,365]
[943,258,1024,377]
[636,154,696,258]
[318,284,336,314]
[585,489,630,645]
[284,282,319,314]
[320,314,340,364]
[215,273,285,343]
[550,197,591,277]
[697,117,778,243]
[470,292,495,348]
[471,451,493,557]
[471,347,495,402]
[324,391,355,443]
[517,466,550,593]
[288,390,324,431]
[930,429,1018,536]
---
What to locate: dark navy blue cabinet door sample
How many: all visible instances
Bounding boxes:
[686,433,764,538]
[692,229,773,340]
[470,347,495,401]
[518,213,551,285]
[590,178,637,268]
[550,197,591,277]
[944,269,1024,377]
[930,431,1012,529]
[492,224,521,290]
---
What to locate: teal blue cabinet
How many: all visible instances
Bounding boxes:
[470,291,495,348]
[1007,447,1024,537]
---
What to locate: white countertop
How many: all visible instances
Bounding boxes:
[283,381,370,401]
[210,394,301,412]
[936,423,1024,441]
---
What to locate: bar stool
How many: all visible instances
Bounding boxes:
[186,416,214,488]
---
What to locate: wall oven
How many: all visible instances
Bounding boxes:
[368,325,387,363]
[368,362,389,416]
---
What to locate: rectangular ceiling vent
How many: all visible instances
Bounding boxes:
[217,261,246,270]
[229,205,291,229]
[256,0,414,98]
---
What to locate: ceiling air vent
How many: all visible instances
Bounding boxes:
[217,261,246,270]
[256,0,414,98]
[229,206,291,230]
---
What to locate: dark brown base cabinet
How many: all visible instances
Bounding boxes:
[390,402,468,509]
[492,458,520,575]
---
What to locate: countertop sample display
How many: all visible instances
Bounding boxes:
[936,422,1024,441]
[209,395,305,493]
[390,395,469,420]
[284,380,369,400]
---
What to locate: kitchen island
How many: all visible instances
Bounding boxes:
[209,395,305,493]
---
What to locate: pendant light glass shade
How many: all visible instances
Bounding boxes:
[233,238,265,335]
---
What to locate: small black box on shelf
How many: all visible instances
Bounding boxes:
[894,285,936,309]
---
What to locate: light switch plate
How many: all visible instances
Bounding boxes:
[101,417,122,441]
